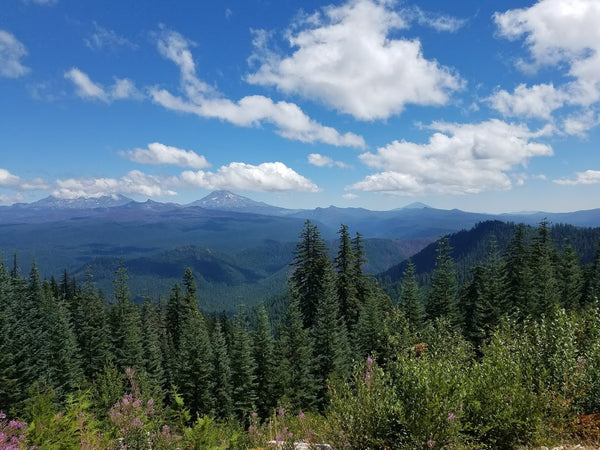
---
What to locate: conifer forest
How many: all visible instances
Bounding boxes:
[3,220,600,449]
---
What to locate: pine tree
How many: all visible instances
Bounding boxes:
[290,220,331,329]
[110,265,143,371]
[141,299,165,388]
[310,264,351,409]
[76,274,112,380]
[503,224,532,318]
[211,321,233,419]
[334,224,360,329]
[426,238,458,323]
[399,261,423,331]
[351,231,370,306]
[583,239,600,307]
[558,245,582,310]
[252,304,276,418]
[277,295,316,411]
[229,313,256,420]
[529,220,560,316]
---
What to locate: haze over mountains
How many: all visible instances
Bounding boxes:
[2,190,600,310]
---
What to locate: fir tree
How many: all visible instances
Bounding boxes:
[558,245,583,310]
[334,224,360,328]
[290,220,331,329]
[503,224,532,318]
[141,299,166,389]
[426,238,458,323]
[229,313,256,420]
[277,295,316,411]
[399,261,423,331]
[252,304,276,418]
[211,321,233,419]
[110,265,143,371]
[529,220,560,316]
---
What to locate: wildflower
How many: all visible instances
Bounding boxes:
[133,399,142,408]
[278,408,285,417]
[147,398,154,406]
[288,432,293,438]
[7,421,25,429]
[0,412,5,419]
[427,439,435,448]
[298,411,305,420]
[447,412,457,422]
[161,425,171,435]
[366,357,373,365]
[365,372,371,381]
[251,412,258,419]
[344,443,351,447]
[248,425,255,436]
[276,433,283,442]
[131,417,143,428]
[308,429,314,436]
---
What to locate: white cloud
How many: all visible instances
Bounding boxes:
[247,0,462,120]
[343,192,358,199]
[0,193,24,205]
[407,6,467,33]
[562,111,600,136]
[151,29,365,148]
[308,153,350,168]
[53,170,177,199]
[120,142,211,169]
[180,161,319,192]
[349,119,553,195]
[65,68,142,102]
[0,30,30,78]
[494,0,600,132]
[487,83,568,120]
[554,170,600,186]
[0,168,21,187]
[85,23,137,51]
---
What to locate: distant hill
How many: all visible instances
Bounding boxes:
[3,191,600,310]
[378,220,600,300]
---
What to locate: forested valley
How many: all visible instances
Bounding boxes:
[2,219,600,449]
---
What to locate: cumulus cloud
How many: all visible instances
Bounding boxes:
[65,68,143,102]
[246,0,462,120]
[554,170,600,186]
[0,168,48,191]
[493,0,600,132]
[0,30,30,78]
[180,161,319,192]
[348,119,552,195]
[85,23,137,51]
[52,170,177,199]
[151,29,365,148]
[120,142,210,169]
[487,83,568,120]
[308,153,350,168]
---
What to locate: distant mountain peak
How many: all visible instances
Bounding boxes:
[402,201,431,209]
[27,194,133,209]
[187,190,291,216]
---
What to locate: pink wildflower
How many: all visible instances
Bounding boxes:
[278,408,285,417]
[298,411,305,420]
[366,357,373,365]
[427,439,435,448]
[365,371,371,381]
[447,412,457,422]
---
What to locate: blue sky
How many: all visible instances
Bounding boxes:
[1,0,600,213]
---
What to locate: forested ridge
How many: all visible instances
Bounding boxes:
[2,219,600,448]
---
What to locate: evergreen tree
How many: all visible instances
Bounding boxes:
[502,224,532,318]
[351,231,370,306]
[355,292,388,360]
[310,264,351,409]
[110,265,143,371]
[141,299,166,388]
[76,274,112,380]
[229,313,256,420]
[211,321,233,419]
[529,220,560,316]
[583,239,600,307]
[399,261,423,331]
[252,304,276,418]
[426,238,458,323]
[334,224,360,329]
[290,220,331,329]
[277,295,316,411]
[166,283,184,351]
[559,245,583,310]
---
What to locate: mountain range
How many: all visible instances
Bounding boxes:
[2,190,600,310]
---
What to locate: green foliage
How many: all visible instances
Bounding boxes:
[183,416,247,449]
[327,359,409,449]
